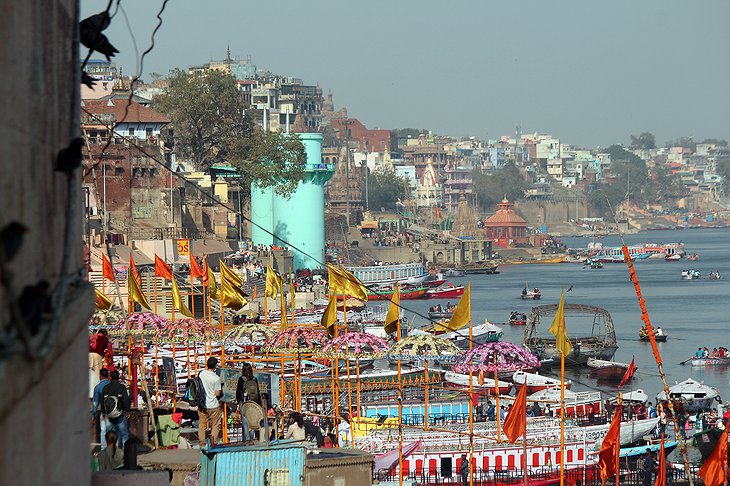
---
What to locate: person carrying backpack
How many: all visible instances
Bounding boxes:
[198,357,223,446]
[101,370,131,448]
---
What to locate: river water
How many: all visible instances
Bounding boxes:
[401,227,730,404]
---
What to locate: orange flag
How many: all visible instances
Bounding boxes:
[618,357,637,388]
[129,255,141,285]
[598,406,622,482]
[154,254,173,280]
[698,426,729,486]
[190,254,205,279]
[102,254,115,282]
[502,381,527,443]
[252,285,258,299]
[654,435,666,486]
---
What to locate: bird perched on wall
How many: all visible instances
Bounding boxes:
[55,138,84,176]
[0,222,28,264]
[80,12,118,61]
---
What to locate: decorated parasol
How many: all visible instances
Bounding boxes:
[89,309,125,329]
[225,323,277,347]
[262,327,329,353]
[451,342,540,375]
[108,312,169,337]
[387,333,460,431]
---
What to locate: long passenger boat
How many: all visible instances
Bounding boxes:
[345,262,430,285]
[367,285,428,301]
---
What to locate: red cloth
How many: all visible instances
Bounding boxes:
[89,332,109,357]
[171,412,183,425]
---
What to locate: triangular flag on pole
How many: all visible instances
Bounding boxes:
[384,282,400,335]
[445,282,471,332]
[502,380,528,443]
[220,262,247,310]
[95,287,112,310]
[102,254,115,282]
[203,258,219,299]
[154,254,173,280]
[171,278,194,317]
[280,292,289,329]
[127,269,151,310]
[598,402,622,482]
[655,435,666,486]
[320,293,338,338]
[548,289,572,355]
[129,255,141,285]
[265,265,282,299]
[698,426,729,486]
[190,254,205,279]
[326,264,368,301]
[618,356,637,388]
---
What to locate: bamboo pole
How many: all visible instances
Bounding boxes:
[424,359,429,431]
[559,351,565,486]
[494,354,501,443]
[468,312,474,486]
[397,316,403,486]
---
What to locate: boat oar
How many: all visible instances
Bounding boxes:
[679,357,692,365]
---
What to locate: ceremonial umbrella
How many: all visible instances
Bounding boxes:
[108,312,169,337]
[317,331,389,416]
[452,341,540,375]
[225,322,277,367]
[388,333,460,430]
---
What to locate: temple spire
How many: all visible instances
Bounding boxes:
[226,42,231,65]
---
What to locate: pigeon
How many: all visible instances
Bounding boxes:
[0,222,28,263]
[81,70,97,89]
[80,12,118,61]
[55,138,84,175]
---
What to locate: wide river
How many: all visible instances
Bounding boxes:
[400,227,730,404]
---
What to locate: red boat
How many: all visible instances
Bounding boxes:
[367,286,428,301]
[424,278,447,288]
[425,284,465,299]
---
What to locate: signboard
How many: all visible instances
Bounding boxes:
[217,367,281,407]
[176,239,190,257]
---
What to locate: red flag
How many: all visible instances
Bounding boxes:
[129,255,141,285]
[502,381,527,443]
[154,254,173,280]
[102,254,115,282]
[190,253,205,279]
[618,356,637,388]
[654,435,666,486]
[598,406,622,481]
[698,426,729,486]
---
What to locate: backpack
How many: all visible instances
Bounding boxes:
[103,393,123,419]
[184,375,207,409]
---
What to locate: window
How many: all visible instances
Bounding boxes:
[146,128,153,138]
[115,167,123,176]
[128,127,135,136]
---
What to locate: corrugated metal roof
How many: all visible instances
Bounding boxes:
[200,443,306,486]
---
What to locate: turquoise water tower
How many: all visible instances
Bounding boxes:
[251,132,334,270]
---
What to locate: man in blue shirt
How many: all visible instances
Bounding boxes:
[91,368,111,450]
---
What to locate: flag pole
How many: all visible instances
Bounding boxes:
[616,394,622,486]
[397,315,403,486]
[559,350,565,486]
[494,354,501,443]
[469,311,474,486]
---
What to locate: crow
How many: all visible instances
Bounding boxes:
[566,285,573,292]
[80,12,118,61]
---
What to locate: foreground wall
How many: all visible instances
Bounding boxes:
[0,1,93,485]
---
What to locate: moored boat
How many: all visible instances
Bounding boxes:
[455,260,499,275]
[367,285,428,301]
[444,371,513,394]
[346,262,430,286]
[587,357,631,381]
[512,370,571,393]
[426,283,465,299]
[656,378,721,412]
[527,387,603,418]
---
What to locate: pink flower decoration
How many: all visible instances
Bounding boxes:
[318,331,389,358]
[263,328,329,353]
[452,342,540,373]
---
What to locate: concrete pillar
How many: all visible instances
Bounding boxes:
[250,185,274,246]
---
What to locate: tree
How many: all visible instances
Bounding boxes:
[629,132,656,150]
[153,69,306,196]
[472,162,528,210]
[367,167,410,211]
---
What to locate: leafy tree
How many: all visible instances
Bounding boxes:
[153,69,306,196]
[472,161,528,210]
[717,157,730,194]
[367,166,410,211]
[629,132,656,150]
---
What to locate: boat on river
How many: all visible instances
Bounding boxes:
[691,356,730,367]
[681,269,700,280]
[367,285,428,301]
[346,262,429,286]
[639,327,668,342]
[524,304,618,366]
[455,260,499,275]
[426,283,465,299]
[444,371,513,394]
[665,253,682,261]
[521,287,542,300]
[527,388,603,418]
[512,371,571,394]
[587,357,631,381]
[656,378,721,412]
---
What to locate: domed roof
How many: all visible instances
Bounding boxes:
[483,198,526,227]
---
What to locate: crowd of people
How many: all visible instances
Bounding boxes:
[695,346,729,358]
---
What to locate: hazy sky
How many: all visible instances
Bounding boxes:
[84,0,730,148]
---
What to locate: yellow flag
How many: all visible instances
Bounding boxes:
[548,290,572,355]
[205,261,219,299]
[280,291,289,329]
[171,278,194,317]
[219,261,247,310]
[95,287,112,310]
[127,271,151,310]
[445,282,471,331]
[326,264,368,301]
[220,261,244,288]
[290,279,296,311]
[384,282,400,335]
[320,293,338,338]
[265,265,282,299]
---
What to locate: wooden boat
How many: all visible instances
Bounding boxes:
[528,388,603,418]
[639,327,668,342]
[455,260,499,275]
[345,262,429,286]
[427,309,453,319]
[583,417,661,450]
[619,441,678,459]
[426,283,465,299]
[512,370,571,394]
[691,356,730,367]
[524,304,618,366]
[681,269,700,280]
[444,322,503,347]
[509,316,527,325]
[587,357,631,381]
[443,371,513,394]
[656,378,721,412]
[665,253,682,261]
[709,271,722,280]
[687,253,699,261]
[367,285,428,301]
[611,389,648,404]
[521,287,542,300]
[589,260,604,269]
[442,268,465,277]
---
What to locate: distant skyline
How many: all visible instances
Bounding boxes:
[83,0,730,148]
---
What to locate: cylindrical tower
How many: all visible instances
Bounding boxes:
[272,132,333,270]
[250,184,274,246]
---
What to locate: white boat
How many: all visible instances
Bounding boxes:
[681,269,701,280]
[582,417,661,450]
[443,371,512,394]
[612,389,649,404]
[512,370,571,393]
[691,356,730,367]
[442,322,504,347]
[345,262,429,286]
[656,378,721,412]
[527,387,603,417]
[521,287,542,300]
